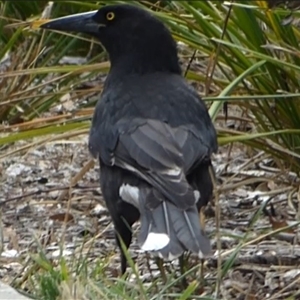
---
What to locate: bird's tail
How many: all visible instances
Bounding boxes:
[137,189,211,260]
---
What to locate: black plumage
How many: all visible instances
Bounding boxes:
[38,4,218,274]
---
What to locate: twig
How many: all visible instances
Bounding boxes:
[0,184,99,207]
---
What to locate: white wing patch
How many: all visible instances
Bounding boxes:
[119,184,139,208]
[141,232,170,251]
[193,190,200,203]
[162,167,181,176]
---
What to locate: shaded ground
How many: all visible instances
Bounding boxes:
[1,131,300,299]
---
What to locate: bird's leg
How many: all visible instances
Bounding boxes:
[179,254,188,288]
[155,257,167,283]
[114,223,133,275]
[199,206,206,232]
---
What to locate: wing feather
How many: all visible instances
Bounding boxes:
[111,118,210,210]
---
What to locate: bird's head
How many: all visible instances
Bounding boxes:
[34,4,181,74]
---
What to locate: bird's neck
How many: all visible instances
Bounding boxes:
[108,50,182,76]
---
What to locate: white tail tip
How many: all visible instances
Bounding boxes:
[198,250,205,259]
[141,232,170,251]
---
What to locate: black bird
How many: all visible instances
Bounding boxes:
[36,4,218,274]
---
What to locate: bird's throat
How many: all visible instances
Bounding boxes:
[109,49,181,76]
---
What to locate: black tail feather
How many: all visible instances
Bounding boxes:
[169,203,211,256]
[137,188,211,259]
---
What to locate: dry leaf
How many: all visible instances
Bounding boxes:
[49,212,74,223]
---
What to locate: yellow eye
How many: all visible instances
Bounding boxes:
[106,12,115,21]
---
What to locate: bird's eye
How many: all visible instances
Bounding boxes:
[106,12,115,21]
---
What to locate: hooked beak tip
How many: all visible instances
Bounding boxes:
[30,19,52,30]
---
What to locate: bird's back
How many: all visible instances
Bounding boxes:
[95,71,217,153]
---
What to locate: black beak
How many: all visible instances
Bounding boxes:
[31,10,102,35]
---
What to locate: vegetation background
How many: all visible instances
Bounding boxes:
[1,1,300,299]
